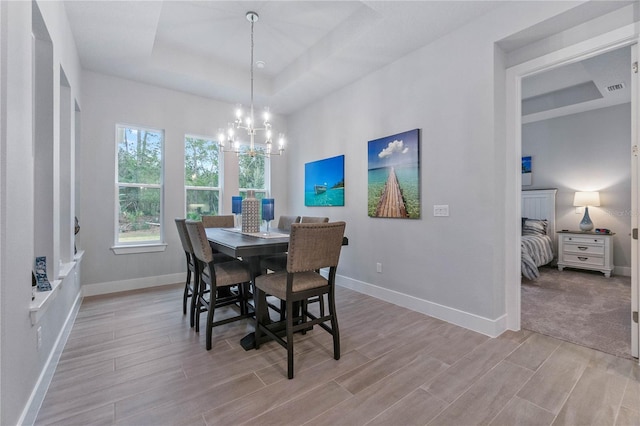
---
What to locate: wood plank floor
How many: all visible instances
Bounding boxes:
[35,283,640,425]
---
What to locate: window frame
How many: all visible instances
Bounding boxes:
[237,143,271,197]
[184,133,223,220]
[112,123,166,254]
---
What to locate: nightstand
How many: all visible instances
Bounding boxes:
[557,231,614,277]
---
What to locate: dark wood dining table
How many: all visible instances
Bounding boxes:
[205,227,291,350]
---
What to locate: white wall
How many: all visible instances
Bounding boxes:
[523,103,632,273]
[0,1,83,425]
[79,72,288,293]
[284,2,587,334]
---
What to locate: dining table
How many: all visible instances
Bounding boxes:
[205,226,292,350]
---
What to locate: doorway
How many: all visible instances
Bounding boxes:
[504,28,640,360]
[519,47,633,358]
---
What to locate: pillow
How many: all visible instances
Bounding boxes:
[523,219,548,236]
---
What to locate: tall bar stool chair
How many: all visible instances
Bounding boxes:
[186,220,253,350]
[174,218,199,327]
[300,216,329,224]
[201,215,236,261]
[201,214,235,228]
[260,215,300,273]
[254,221,346,379]
[276,215,301,232]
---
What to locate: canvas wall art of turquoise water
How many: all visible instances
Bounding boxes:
[304,155,345,207]
[367,129,420,218]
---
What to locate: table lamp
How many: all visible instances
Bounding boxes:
[573,191,600,231]
[232,196,242,228]
[262,198,275,235]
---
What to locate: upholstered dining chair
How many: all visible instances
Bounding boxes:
[254,221,346,379]
[300,216,329,224]
[259,215,301,273]
[201,214,234,228]
[276,215,301,232]
[174,218,199,327]
[185,220,253,350]
[200,215,235,263]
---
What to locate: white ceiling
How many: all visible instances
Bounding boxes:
[62,1,633,118]
[63,1,507,115]
[522,45,632,123]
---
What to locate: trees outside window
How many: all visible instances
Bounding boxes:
[238,145,269,213]
[185,136,221,220]
[116,125,163,244]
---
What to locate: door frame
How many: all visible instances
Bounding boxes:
[505,24,640,359]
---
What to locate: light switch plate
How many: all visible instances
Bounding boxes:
[434,205,449,217]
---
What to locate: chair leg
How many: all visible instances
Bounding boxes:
[286,299,295,379]
[195,280,206,333]
[183,268,191,315]
[206,286,217,350]
[328,289,340,360]
[189,270,198,328]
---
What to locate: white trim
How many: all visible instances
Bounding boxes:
[18,290,82,426]
[615,265,632,277]
[505,24,639,331]
[336,275,507,338]
[111,243,167,255]
[82,272,183,296]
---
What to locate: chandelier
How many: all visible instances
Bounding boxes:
[218,11,285,158]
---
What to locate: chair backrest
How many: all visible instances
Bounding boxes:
[185,220,214,263]
[300,216,329,224]
[287,222,346,273]
[277,215,301,231]
[201,215,234,228]
[174,218,193,254]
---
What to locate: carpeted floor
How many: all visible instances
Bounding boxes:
[521,266,633,359]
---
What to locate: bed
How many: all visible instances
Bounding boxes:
[521,189,557,280]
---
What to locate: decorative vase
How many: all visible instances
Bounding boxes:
[579,206,594,231]
[241,190,260,233]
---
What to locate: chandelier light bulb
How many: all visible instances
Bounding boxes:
[263,109,270,122]
[235,106,243,119]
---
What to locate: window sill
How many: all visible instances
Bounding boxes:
[111,244,167,255]
[30,279,61,325]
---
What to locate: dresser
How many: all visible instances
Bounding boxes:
[557,231,614,277]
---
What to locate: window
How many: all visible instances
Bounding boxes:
[238,145,269,209]
[185,135,221,220]
[116,125,163,245]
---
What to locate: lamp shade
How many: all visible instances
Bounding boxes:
[573,191,600,207]
[232,196,242,214]
[261,198,274,221]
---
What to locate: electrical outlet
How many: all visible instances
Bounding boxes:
[376,262,382,273]
[37,326,42,350]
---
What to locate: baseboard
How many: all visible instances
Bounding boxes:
[82,273,184,296]
[335,274,507,338]
[614,265,631,277]
[18,290,83,426]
